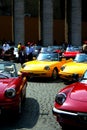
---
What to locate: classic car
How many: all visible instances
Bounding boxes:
[47,45,64,55]
[52,70,87,129]
[32,45,42,58]
[19,52,72,80]
[0,61,27,116]
[59,53,87,81]
[62,46,82,59]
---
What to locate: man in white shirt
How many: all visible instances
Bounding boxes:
[3,42,10,52]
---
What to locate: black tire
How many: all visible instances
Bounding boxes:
[51,68,58,80]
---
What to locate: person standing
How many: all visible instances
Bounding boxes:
[17,42,22,52]
[25,42,34,61]
[2,41,10,60]
[19,45,26,65]
[2,41,10,52]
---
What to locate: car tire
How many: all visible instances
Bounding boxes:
[51,68,58,80]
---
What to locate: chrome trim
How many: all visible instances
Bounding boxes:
[53,107,78,116]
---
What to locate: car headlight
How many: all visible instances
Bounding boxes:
[55,93,66,105]
[60,66,65,71]
[44,66,50,70]
[5,88,16,98]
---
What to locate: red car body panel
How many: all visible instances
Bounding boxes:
[0,61,27,115]
[0,76,27,110]
[52,73,87,128]
[54,82,87,112]
[62,51,80,58]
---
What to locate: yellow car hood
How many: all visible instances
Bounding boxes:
[21,60,59,71]
[62,61,87,74]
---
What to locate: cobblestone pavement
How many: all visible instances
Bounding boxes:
[0,63,66,130]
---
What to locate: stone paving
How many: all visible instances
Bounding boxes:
[26,80,65,130]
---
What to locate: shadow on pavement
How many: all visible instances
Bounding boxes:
[27,77,63,83]
[0,98,40,130]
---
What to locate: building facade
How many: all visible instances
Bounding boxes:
[0,0,86,46]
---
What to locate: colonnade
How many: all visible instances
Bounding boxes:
[13,0,81,46]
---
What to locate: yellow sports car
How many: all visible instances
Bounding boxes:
[59,53,87,81]
[19,52,72,80]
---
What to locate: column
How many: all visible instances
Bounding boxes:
[71,0,82,46]
[41,0,53,46]
[13,0,24,45]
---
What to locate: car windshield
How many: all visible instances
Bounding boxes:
[83,71,87,79]
[74,53,87,62]
[37,52,59,61]
[66,46,79,52]
[0,62,18,78]
[47,46,62,52]
[81,70,87,81]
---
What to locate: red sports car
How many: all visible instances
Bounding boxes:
[0,61,27,116]
[52,70,87,129]
[62,46,82,59]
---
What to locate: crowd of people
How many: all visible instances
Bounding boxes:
[0,39,87,65]
[0,40,37,64]
[0,41,15,61]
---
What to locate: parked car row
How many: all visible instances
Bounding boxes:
[18,49,87,129]
[0,45,87,129]
[19,51,73,80]
[19,51,86,82]
[0,45,83,62]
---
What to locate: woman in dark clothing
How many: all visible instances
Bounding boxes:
[19,45,26,65]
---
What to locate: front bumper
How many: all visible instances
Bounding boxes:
[20,70,52,78]
[0,97,20,115]
[59,72,73,80]
[52,107,87,128]
[52,107,77,116]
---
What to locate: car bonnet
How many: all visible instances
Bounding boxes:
[0,78,16,91]
[70,82,87,101]
[62,62,87,73]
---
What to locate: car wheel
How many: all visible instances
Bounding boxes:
[52,68,58,80]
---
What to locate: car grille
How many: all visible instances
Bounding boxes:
[78,112,87,123]
[60,112,87,123]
